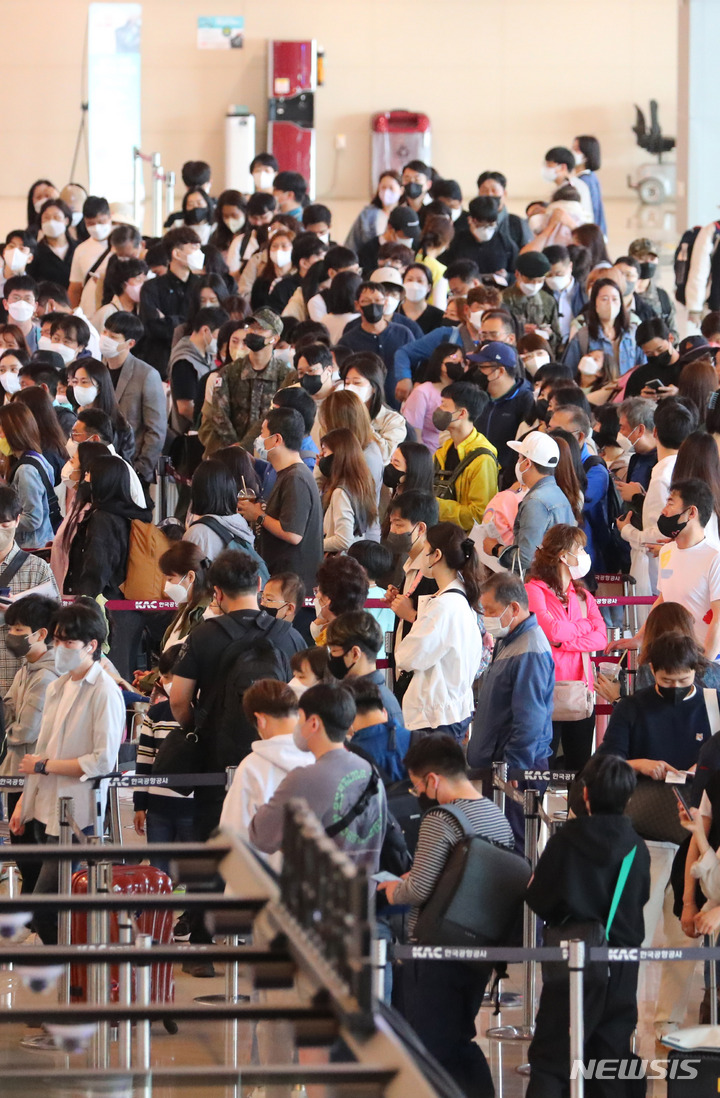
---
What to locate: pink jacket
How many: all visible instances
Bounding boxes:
[525,579,607,688]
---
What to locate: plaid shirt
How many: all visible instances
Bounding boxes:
[206,353,293,452]
[0,545,60,695]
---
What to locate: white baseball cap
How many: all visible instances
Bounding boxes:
[507,431,559,468]
[369,266,403,287]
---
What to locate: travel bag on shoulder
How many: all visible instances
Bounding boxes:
[552,596,595,722]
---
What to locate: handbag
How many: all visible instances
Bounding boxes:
[542,845,637,984]
[152,726,203,796]
[552,595,595,722]
[625,776,689,844]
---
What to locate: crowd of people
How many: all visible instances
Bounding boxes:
[4,146,720,1096]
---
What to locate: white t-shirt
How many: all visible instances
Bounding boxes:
[70,238,111,316]
[32,677,84,827]
[657,537,720,650]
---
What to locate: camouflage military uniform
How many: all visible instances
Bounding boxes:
[502,286,562,354]
[203,353,293,453]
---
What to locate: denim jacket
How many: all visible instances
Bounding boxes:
[499,475,577,574]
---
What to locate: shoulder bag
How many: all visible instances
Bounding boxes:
[552,594,595,722]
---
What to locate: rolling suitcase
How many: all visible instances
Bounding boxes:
[70,864,176,1026]
[666,1047,720,1094]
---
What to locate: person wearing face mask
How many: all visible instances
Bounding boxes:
[442,195,518,281]
[28,199,77,289]
[0,349,26,404]
[260,231,327,316]
[338,281,415,407]
[168,304,228,466]
[362,266,422,337]
[71,357,136,463]
[564,277,645,378]
[501,251,561,354]
[91,256,148,332]
[345,171,404,253]
[433,381,497,531]
[139,226,205,377]
[470,342,535,484]
[179,188,214,248]
[26,180,60,236]
[3,275,40,354]
[542,244,587,348]
[100,312,166,492]
[541,146,594,224]
[395,522,484,739]
[476,169,532,249]
[394,284,502,383]
[248,229,297,312]
[384,490,439,640]
[625,317,685,399]
[399,262,444,334]
[10,600,124,944]
[271,170,307,221]
[628,236,677,337]
[401,343,466,451]
[249,152,277,196]
[67,197,114,313]
[400,159,432,212]
[259,572,303,623]
[525,525,607,770]
[379,734,512,1098]
[326,611,404,726]
[357,206,420,278]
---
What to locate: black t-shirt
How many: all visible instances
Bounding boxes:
[259,461,323,593]
[623,356,684,398]
[401,303,445,335]
[108,365,122,391]
[171,358,202,403]
[444,445,460,472]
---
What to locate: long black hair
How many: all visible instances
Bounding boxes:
[73,359,131,434]
[395,441,434,495]
[426,522,482,611]
[190,460,238,518]
[88,453,133,509]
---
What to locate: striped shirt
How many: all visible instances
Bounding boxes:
[133,699,193,812]
[393,797,514,938]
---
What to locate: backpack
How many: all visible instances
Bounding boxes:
[413,803,530,948]
[345,742,413,874]
[434,447,497,502]
[194,612,293,773]
[674,222,720,305]
[121,520,172,599]
[190,516,270,583]
[582,453,630,573]
[13,455,62,534]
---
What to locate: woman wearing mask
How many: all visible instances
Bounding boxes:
[572,136,607,236]
[157,542,212,652]
[671,430,720,545]
[318,389,384,505]
[678,358,718,428]
[13,387,68,484]
[71,358,135,462]
[576,349,620,406]
[563,278,645,378]
[64,454,152,598]
[182,188,215,247]
[26,180,60,235]
[383,441,435,505]
[414,215,453,308]
[0,403,59,549]
[182,460,260,567]
[518,334,552,379]
[525,524,607,769]
[0,350,28,403]
[320,270,362,343]
[92,256,148,330]
[395,522,483,739]
[401,342,466,451]
[51,441,107,589]
[27,199,77,288]
[339,352,406,463]
[345,171,404,253]
[250,230,295,312]
[209,189,247,262]
[319,428,378,552]
[400,263,445,334]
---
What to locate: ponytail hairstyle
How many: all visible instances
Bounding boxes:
[426,521,481,611]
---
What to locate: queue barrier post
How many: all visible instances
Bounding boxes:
[569,939,585,1098]
[135,932,153,1072]
[118,911,133,1070]
[493,761,508,815]
[132,147,143,229]
[88,843,111,1069]
[151,152,163,238]
[58,796,74,1005]
[708,932,718,1027]
[164,169,176,226]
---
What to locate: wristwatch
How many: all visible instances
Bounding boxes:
[34,758,49,775]
[491,544,500,558]
[256,512,266,527]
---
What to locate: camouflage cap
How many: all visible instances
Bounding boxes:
[628,237,657,258]
[251,307,283,336]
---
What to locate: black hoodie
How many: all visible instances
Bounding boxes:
[526,815,650,948]
[66,499,153,599]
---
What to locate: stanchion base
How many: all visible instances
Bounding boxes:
[193,993,251,1005]
[482,991,522,1009]
[517,1062,531,1076]
[20,1034,63,1052]
[486,1024,534,1041]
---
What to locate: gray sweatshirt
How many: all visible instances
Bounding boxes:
[1,648,60,776]
[249,747,386,871]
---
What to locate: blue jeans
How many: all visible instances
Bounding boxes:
[418,716,473,743]
[146,805,196,877]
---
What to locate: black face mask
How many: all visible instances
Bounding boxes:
[328,652,351,680]
[5,633,32,658]
[416,792,438,813]
[318,454,334,479]
[639,261,658,280]
[300,373,323,395]
[361,303,384,324]
[657,510,689,540]
[648,349,672,370]
[260,605,279,618]
[535,397,549,422]
[244,333,267,352]
[656,684,693,705]
[184,207,208,226]
[383,464,403,490]
[385,531,413,555]
[404,182,423,200]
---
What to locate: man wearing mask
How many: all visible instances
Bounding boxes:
[272,171,307,220]
[442,196,518,279]
[385,490,439,639]
[629,236,677,337]
[394,286,502,381]
[326,611,404,725]
[3,275,40,354]
[433,381,498,531]
[542,146,594,223]
[203,308,289,453]
[296,341,338,407]
[249,153,278,194]
[613,255,644,325]
[625,318,684,399]
[68,197,113,312]
[431,178,466,231]
[469,341,534,488]
[358,206,420,277]
[543,244,586,348]
[502,251,561,355]
[617,397,657,492]
[401,160,432,212]
[338,282,414,405]
[477,170,532,249]
[139,227,204,377]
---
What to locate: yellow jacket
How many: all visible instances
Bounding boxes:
[434,428,498,531]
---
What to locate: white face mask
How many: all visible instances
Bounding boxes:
[202,604,222,620]
[528,213,547,235]
[73,384,98,407]
[316,231,330,245]
[384,296,400,315]
[66,438,79,459]
[51,343,77,366]
[99,335,123,359]
[42,219,66,239]
[523,351,550,376]
[573,151,586,167]
[254,435,268,461]
[164,577,189,604]
[5,249,29,274]
[541,165,559,184]
[272,248,292,268]
[0,371,21,395]
[344,380,372,403]
[518,280,543,297]
[88,222,112,242]
[564,548,592,580]
[7,300,34,324]
[287,676,305,700]
[468,309,485,331]
[483,605,513,639]
[253,169,275,189]
[545,273,571,293]
[403,282,426,303]
[224,217,244,234]
[515,458,527,486]
[597,299,621,322]
[472,225,496,243]
[185,248,205,273]
[615,432,634,455]
[578,355,602,377]
[450,206,462,222]
[33,198,47,215]
[55,644,89,675]
[379,187,399,207]
[71,210,84,227]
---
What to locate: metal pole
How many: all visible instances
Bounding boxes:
[135,933,153,1071]
[224,933,240,1098]
[493,761,508,814]
[624,577,639,636]
[707,933,718,1026]
[58,796,74,1006]
[626,648,638,696]
[133,148,143,231]
[520,791,540,1035]
[152,153,163,238]
[165,170,176,225]
[568,939,585,1098]
[107,785,122,845]
[88,846,111,1070]
[117,913,133,1070]
[372,936,386,1002]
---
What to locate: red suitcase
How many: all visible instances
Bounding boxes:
[70,864,175,1009]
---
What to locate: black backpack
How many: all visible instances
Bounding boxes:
[345,742,413,875]
[434,447,497,501]
[190,516,270,583]
[583,453,630,573]
[12,455,62,534]
[195,613,293,772]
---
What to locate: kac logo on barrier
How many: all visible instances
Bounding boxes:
[571,1059,699,1081]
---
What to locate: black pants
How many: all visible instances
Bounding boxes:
[188,793,225,945]
[31,819,94,945]
[527,962,645,1098]
[399,959,494,1098]
[550,714,595,772]
[8,792,41,895]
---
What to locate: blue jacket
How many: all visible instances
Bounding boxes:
[394,322,478,381]
[356,669,404,727]
[351,716,411,784]
[499,475,577,574]
[578,170,607,236]
[468,614,555,770]
[563,327,645,377]
[580,445,610,572]
[338,322,415,405]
